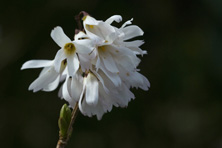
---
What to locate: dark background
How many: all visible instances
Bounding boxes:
[0,0,222,147]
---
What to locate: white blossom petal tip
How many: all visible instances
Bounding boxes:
[21,60,53,70]
[123,25,144,40]
[85,73,99,105]
[105,15,122,24]
[50,26,71,47]
[83,15,99,25]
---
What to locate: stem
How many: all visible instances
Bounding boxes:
[56,102,79,148]
[74,11,89,34]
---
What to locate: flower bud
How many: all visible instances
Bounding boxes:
[58,104,72,138]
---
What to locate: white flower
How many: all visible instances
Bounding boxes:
[83,15,118,44]
[21,13,150,120]
[82,15,147,88]
[58,69,84,107]
[51,26,93,76]
[76,70,136,120]
[112,18,147,55]
[83,15,146,55]
[21,59,66,92]
[60,67,146,120]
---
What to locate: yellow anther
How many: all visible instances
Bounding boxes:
[89,25,94,29]
[82,15,87,21]
[98,46,106,52]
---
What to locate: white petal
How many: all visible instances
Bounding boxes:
[67,56,74,76]
[115,84,135,107]
[100,50,119,73]
[73,56,80,72]
[124,40,144,47]
[98,70,118,95]
[39,67,50,76]
[78,54,91,72]
[80,98,104,120]
[85,20,116,42]
[98,85,113,110]
[128,46,147,55]
[95,56,101,71]
[74,31,89,40]
[85,25,104,40]
[121,18,133,28]
[51,26,71,47]
[85,73,99,105]
[105,15,122,24]
[79,84,112,120]
[99,62,121,87]
[123,40,146,55]
[122,25,144,40]
[91,70,109,94]
[132,72,150,90]
[140,73,150,90]
[113,46,141,69]
[62,77,74,106]
[21,60,53,70]
[84,15,99,25]
[54,49,66,73]
[74,40,93,54]
[67,54,79,76]
[108,45,140,70]
[29,67,58,92]
[78,78,87,113]
[70,74,83,102]
[105,32,117,44]
[43,76,60,92]
[60,70,67,82]
[98,22,116,41]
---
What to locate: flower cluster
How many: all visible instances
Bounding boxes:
[21,13,150,120]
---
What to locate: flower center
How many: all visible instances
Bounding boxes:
[98,46,106,52]
[64,43,76,55]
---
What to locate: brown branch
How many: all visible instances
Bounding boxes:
[75,11,89,33]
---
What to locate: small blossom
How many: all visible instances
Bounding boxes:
[21,13,150,120]
[21,60,65,92]
[51,26,93,76]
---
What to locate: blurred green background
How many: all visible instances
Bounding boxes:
[0,0,222,147]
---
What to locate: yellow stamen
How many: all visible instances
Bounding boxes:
[98,46,106,52]
[82,15,87,21]
[88,25,94,29]
[64,43,76,55]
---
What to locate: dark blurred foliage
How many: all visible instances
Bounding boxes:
[0,0,222,147]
